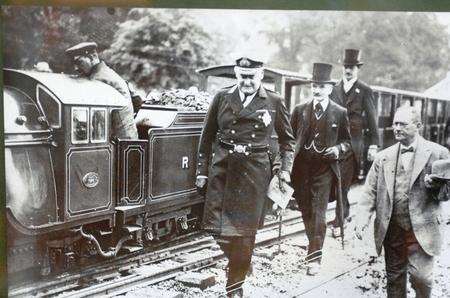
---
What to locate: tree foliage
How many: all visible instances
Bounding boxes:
[103,9,218,90]
[264,12,450,91]
[2,6,128,73]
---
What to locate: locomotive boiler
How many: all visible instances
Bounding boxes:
[4,69,206,279]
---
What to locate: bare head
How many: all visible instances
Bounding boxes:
[392,105,422,146]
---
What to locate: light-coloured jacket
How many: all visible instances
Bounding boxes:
[356,135,449,256]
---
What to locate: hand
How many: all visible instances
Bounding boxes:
[277,170,291,193]
[354,225,366,240]
[424,174,444,189]
[324,146,339,160]
[195,176,207,189]
[272,203,282,218]
[367,146,378,162]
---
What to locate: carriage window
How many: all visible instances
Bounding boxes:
[37,85,61,128]
[72,107,88,144]
[413,99,423,117]
[91,108,107,143]
[380,93,393,117]
[427,100,437,124]
[437,101,444,123]
[400,96,413,107]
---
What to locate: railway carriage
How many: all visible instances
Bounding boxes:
[198,65,450,176]
[4,69,206,279]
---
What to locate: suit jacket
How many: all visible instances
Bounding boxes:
[356,136,450,256]
[196,86,295,236]
[290,100,352,198]
[90,61,138,139]
[331,80,379,176]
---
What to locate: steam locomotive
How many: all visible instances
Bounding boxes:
[4,69,206,279]
[4,65,450,281]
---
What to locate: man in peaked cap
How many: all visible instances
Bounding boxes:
[65,41,138,139]
[196,56,295,297]
[330,48,379,238]
[290,62,352,276]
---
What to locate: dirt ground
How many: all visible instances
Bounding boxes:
[123,186,450,298]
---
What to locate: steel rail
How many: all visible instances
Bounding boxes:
[55,204,355,298]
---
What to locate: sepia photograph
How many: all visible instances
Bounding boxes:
[2,3,450,297]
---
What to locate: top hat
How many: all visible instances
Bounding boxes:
[65,42,98,58]
[310,63,334,84]
[431,159,450,180]
[342,49,364,66]
[235,57,264,69]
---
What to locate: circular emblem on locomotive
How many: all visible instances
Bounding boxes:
[82,172,99,188]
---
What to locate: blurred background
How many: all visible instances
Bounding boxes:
[3,7,450,94]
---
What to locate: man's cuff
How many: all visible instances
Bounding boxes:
[197,175,208,179]
[368,144,378,149]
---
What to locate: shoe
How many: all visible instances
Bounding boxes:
[306,262,320,276]
[227,288,243,298]
[331,226,342,238]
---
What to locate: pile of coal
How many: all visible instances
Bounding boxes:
[146,87,212,111]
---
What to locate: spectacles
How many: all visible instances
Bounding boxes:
[392,122,411,129]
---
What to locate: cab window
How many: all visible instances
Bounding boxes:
[37,85,61,128]
[72,107,88,144]
[91,108,107,143]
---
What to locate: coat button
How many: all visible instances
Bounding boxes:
[254,124,259,129]
[251,133,256,138]
[232,120,237,124]
[229,150,234,154]
[231,130,236,134]
[230,140,234,143]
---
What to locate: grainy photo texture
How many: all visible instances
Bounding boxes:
[3,6,450,298]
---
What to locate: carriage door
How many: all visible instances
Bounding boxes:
[377,92,396,148]
[426,99,438,142]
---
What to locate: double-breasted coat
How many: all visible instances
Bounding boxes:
[196,86,295,237]
[356,136,449,256]
[290,100,352,201]
[331,80,379,182]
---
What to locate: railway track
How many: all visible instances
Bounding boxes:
[10,203,355,298]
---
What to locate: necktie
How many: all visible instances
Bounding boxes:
[401,146,414,154]
[314,103,323,118]
[242,95,249,106]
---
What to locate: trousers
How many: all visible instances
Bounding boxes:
[383,221,434,298]
[294,159,333,263]
[214,235,256,296]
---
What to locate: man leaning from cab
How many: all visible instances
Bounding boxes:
[65,41,138,140]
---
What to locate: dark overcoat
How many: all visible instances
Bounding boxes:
[196,86,295,237]
[331,79,379,181]
[290,100,352,200]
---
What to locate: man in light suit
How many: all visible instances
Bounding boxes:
[355,105,449,298]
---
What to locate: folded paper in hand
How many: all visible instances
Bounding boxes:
[267,176,294,210]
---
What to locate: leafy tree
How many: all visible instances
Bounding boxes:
[264,12,450,91]
[103,8,218,90]
[2,6,128,73]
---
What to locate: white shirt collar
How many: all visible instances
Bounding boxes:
[313,98,329,112]
[238,88,257,108]
[400,137,418,151]
[343,77,357,93]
